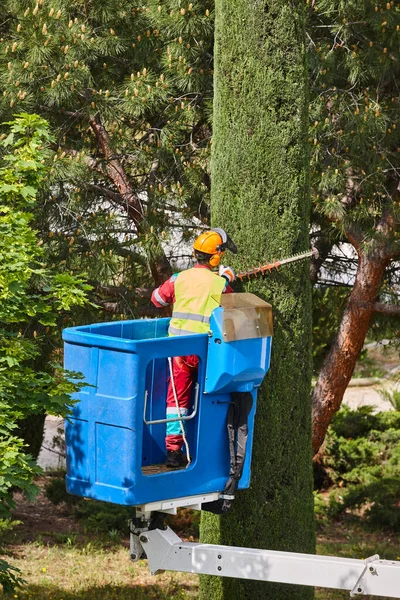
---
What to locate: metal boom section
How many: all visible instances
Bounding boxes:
[133,526,400,598]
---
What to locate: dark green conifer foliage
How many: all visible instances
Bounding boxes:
[308,0,400,453]
[200,2,315,600]
[0,0,215,289]
[308,0,399,234]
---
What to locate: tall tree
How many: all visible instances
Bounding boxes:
[308,0,400,455]
[0,0,215,288]
[200,2,314,600]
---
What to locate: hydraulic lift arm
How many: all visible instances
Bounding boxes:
[130,497,400,599]
[136,527,400,598]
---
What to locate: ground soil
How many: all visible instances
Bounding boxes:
[10,476,87,545]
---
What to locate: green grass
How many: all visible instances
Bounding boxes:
[2,518,400,600]
[2,476,400,600]
[315,518,400,600]
[2,542,197,599]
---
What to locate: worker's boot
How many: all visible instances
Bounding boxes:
[165,450,188,469]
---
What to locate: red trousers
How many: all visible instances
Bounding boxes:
[166,355,199,452]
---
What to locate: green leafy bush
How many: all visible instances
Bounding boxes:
[332,477,400,530]
[74,501,133,535]
[318,405,400,530]
[0,114,91,593]
[381,389,400,412]
[44,473,80,507]
[0,560,25,595]
[329,404,400,439]
[45,474,132,535]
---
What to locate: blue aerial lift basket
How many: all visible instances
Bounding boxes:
[63,293,273,507]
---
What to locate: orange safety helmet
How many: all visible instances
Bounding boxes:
[193,228,237,267]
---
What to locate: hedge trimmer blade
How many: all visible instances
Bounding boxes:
[237,248,318,281]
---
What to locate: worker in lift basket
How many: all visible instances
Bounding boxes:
[151,228,237,468]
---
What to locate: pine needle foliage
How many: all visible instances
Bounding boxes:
[308,1,399,454]
[0,0,216,291]
[308,0,400,258]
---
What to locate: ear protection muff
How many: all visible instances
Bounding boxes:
[209,251,223,267]
[192,228,235,268]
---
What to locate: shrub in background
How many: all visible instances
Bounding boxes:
[317,403,400,530]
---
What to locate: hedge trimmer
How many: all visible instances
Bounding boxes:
[236,248,318,281]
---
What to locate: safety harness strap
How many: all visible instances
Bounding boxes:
[202,391,253,515]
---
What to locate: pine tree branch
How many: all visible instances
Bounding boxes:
[148,158,159,187]
[98,301,161,316]
[316,278,353,288]
[373,302,400,316]
[89,113,145,225]
[39,105,85,120]
[84,182,182,214]
[354,300,400,316]
[65,148,106,177]
[85,183,123,204]
[94,284,153,299]
[309,233,334,283]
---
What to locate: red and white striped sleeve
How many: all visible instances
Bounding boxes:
[151,274,177,307]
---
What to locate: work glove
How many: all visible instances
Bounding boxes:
[219,264,235,284]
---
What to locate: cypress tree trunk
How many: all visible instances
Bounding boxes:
[199,2,314,600]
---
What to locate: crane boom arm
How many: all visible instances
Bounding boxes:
[135,526,400,598]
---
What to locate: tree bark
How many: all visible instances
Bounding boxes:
[312,248,391,454]
[372,302,400,316]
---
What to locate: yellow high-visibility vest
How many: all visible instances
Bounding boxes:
[168,267,226,336]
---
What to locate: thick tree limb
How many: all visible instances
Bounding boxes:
[376,209,395,238]
[373,302,400,316]
[343,226,364,252]
[312,247,391,455]
[89,113,145,224]
[309,232,334,282]
[88,113,172,285]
